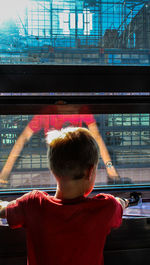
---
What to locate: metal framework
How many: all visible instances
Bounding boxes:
[0,0,150,64]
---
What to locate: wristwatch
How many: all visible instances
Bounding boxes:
[105,161,113,168]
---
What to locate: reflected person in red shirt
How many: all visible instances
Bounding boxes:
[0,114,121,186]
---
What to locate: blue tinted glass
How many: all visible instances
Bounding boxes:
[0,0,149,65]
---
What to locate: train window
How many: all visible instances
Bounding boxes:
[0,113,150,191]
[0,0,149,66]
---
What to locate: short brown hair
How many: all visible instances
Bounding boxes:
[46,127,99,180]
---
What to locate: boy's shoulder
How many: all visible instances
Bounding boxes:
[90,193,122,222]
[91,193,120,210]
[92,192,116,201]
[28,189,48,197]
[29,189,49,199]
[16,190,49,204]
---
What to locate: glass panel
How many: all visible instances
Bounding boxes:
[0,0,149,65]
[0,113,150,190]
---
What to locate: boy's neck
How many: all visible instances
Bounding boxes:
[55,179,86,200]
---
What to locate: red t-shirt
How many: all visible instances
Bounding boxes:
[28,115,95,135]
[6,190,122,265]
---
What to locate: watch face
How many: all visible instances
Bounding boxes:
[106,161,113,168]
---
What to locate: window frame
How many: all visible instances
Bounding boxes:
[0,65,150,93]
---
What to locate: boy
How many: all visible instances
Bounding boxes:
[0,127,128,265]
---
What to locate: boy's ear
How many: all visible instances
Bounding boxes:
[85,165,95,180]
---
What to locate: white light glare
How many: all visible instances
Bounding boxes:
[0,0,29,23]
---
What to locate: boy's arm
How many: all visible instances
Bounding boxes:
[0,201,9,218]
[88,122,120,180]
[115,197,129,210]
[0,125,34,183]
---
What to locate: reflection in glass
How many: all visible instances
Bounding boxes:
[0,114,150,190]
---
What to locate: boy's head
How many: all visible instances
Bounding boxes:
[46,127,99,184]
